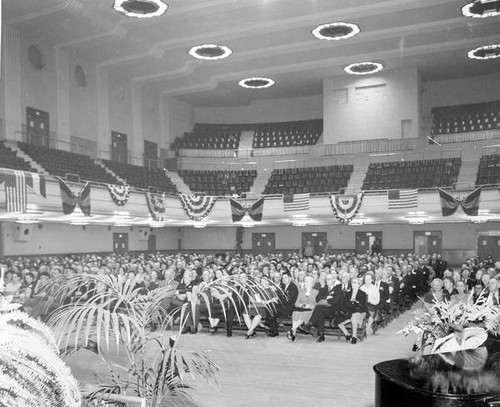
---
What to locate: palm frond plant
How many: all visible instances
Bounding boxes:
[0,268,81,407]
[45,273,281,407]
[399,297,500,355]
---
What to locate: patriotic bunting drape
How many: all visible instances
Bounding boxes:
[229,197,264,222]
[329,192,364,224]
[145,192,167,222]
[438,187,481,217]
[58,178,91,216]
[0,170,46,213]
[107,184,131,206]
[180,194,217,221]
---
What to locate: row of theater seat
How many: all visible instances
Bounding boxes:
[476,154,500,186]
[263,165,353,195]
[178,169,258,196]
[0,142,36,173]
[18,142,117,184]
[431,101,500,136]
[362,158,461,190]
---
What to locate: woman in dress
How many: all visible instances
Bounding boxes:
[242,277,277,339]
[287,275,318,341]
[338,277,368,344]
[360,272,379,335]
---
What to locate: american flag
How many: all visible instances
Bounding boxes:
[387,189,418,209]
[283,193,309,212]
[0,170,28,212]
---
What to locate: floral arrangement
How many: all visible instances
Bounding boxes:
[399,297,500,354]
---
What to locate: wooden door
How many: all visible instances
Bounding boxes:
[111,131,128,164]
[144,140,158,170]
[477,234,500,261]
[252,233,275,255]
[355,231,383,255]
[113,233,129,254]
[148,233,156,251]
[26,107,49,147]
[414,231,442,256]
[302,232,327,256]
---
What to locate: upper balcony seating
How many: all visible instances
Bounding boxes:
[102,160,178,193]
[430,101,500,136]
[263,165,353,195]
[18,142,117,184]
[252,119,322,148]
[172,124,241,150]
[476,154,500,186]
[0,142,36,172]
[178,169,257,196]
[362,158,461,190]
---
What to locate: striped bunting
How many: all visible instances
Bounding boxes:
[180,194,218,221]
[0,170,28,213]
[283,193,309,212]
[387,189,418,209]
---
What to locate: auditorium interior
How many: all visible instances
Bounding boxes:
[1,0,500,406]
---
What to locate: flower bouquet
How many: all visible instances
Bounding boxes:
[399,298,500,355]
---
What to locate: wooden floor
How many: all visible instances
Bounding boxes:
[67,307,417,407]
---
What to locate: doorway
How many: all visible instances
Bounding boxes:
[26,107,50,147]
[477,233,500,261]
[113,233,129,254]
[355,231,383,255]
[302,232,327,257]
[144,140,158,170]
[148,234,156,251]
[413,231,442,256]
[252,233,276,255]
[111,131,128,164]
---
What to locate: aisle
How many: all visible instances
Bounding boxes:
[183,309,417,407]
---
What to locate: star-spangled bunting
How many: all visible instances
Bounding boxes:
[438,187,481,217]
[0,169,46,213]
[145,192,167,222]
[283,193,309,212]
[58,178,91,216]
[229,197,264,222]
[329,192,364,224]
[107,184,131,206]
[180,194,217,221]
[387,189,418,209]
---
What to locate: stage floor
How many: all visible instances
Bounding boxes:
[68,309,416,407]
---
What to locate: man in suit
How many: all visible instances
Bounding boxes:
[303,273,343,342]
[267,272,298,337]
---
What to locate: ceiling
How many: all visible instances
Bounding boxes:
[4,0,500,107]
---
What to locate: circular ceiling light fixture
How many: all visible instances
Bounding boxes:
[462,0,500,18]
[468,44,500,60]
[238,77,275,89]
[344,61,384,75]
[312,22,360,41]
[188,44,232,60]
[113,0,168,18]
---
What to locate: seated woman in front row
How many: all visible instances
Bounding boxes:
[287,275,318,341]
[338,277,368,344]
[243,277,277,339]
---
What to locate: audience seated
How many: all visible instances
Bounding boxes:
[431,101,500,136]
[476,154,500,186]
[103,159,178,193]
[4,250,492,347]
[264,164,353,195]
[18,142,118,184]
[0,141,36,172]
[362,157,461,190]
[178,169,257,196]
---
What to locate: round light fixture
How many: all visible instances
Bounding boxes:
[192,222,207,229]
[462,0,500,18]
[468,44,500,60]
[238,77,275,89]
[344,61,384,75]
[188,44,232,60]
[312,22,360,41]
[113,0,168,18]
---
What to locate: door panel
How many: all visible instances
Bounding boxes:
[113,233,129,254]
[302,232,327,256]
[111,131,128,164]
[413,231,442,256]
[477,235,500,260]
[144,140,158,170]
[26,107,49,147]
[148,234,156,251]
[355,231,383,255]
[252,233,275,255]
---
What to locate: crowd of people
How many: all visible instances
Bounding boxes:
[1,250,499,344]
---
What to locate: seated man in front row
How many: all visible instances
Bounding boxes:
[266,272,298,337]
[303,273,343,342]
